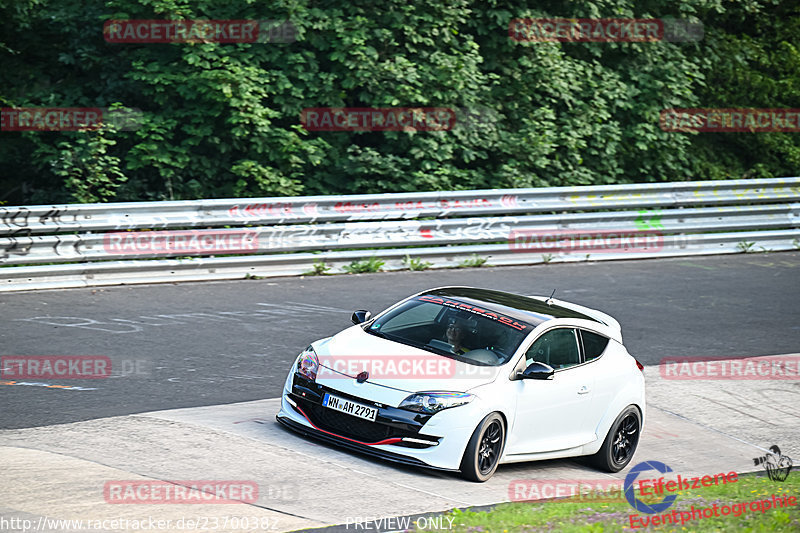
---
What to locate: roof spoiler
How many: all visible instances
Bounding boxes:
[527,295,622,340]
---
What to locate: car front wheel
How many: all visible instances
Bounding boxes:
[460,413,505,482]
[590,405,641,472]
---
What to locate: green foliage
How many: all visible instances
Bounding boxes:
[343,256,384,273]
[457,254,488,268]
[305,259,332,275]
[414,472,800,532]
[403,254,432,271]
[38,125,128,203]
[737,240,756,253]
[1,0,798,204]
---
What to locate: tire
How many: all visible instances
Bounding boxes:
[589,406,641,472]
[460,413,505,482]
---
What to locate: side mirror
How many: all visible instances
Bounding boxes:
[351,310,371,325]
[517,361,554,380]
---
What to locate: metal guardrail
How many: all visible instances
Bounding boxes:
[3,177,799,234]
[2,177,799,291]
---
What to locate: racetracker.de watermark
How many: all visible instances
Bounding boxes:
[659,355,800,380]
[104,481,258,504]
[508,229,683,254]
[1,107,143,131]
[509,478,626,503]
[1,356,111,379]
[301,108,456,132]
[103,19,296,43]
[660,108,800,132]
[103,230,260,255]
[509,18,703,43]
[317,355,496,380]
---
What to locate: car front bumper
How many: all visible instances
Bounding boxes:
[276,373,477,471]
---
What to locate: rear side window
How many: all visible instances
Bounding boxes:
[580,330,609,361]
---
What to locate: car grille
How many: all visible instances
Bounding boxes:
[305,402,392,443]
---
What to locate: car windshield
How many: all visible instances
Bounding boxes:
[366,296,533,366]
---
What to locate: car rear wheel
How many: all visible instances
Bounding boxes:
[460,413,505,482]
[589,406,641,472]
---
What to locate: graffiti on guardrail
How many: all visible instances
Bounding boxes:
[3,207,787,264]
[228,202,308,218]
[0,207,30,228]
[1,178,798,286]
[418,219,513,242]
[2,179,798,236]
[1,206,79,232]
[226,197,499,219]
[36,207,80,227]
[0,228,34,258]
[333,201,383,213]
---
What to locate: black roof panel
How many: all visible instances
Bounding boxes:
[423,287,597,327]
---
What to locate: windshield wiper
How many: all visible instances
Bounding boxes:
[365,328,392,340]
[417,343,458,358]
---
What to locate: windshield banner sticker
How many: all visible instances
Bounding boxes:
[418,295,529,331]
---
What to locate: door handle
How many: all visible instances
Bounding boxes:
[577,385,590,395]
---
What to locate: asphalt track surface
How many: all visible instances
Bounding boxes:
[2,251,799,430]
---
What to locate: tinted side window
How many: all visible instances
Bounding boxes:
[525,328,580,369]
[581,330,610,361]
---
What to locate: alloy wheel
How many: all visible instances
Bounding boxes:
[478,420,503,474]
[611,413,639,465]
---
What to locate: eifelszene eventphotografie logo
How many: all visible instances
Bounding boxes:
[624,460,740,524]
[624,461,678,514]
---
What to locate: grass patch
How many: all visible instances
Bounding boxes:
[737,240,756,253]
[403,254,432,271]
[343,256,385,274]
[304,259,332,276]
[458,254,489,268]
[414,472,799,532]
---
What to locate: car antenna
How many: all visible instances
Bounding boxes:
[546,289,556,306]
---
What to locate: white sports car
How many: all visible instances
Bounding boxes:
[277,287,645,481]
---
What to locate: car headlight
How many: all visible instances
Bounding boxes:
[399,392,473,414]
[296,346,318,381]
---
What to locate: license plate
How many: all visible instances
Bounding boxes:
[322,393,377,422]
